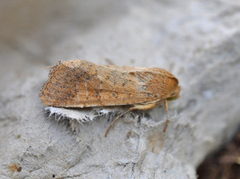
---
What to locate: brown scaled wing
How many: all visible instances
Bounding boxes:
[40,60,170,108]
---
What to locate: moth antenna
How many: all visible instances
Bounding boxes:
[163,99,169,132]
[105,108,132,137]
[168,62,174,72]
[43,66,53,69]
[105,58,115,65]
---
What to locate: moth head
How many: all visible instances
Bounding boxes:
[165,75,181,100]
[167,85,181,100]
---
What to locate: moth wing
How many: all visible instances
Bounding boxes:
[40,61,160,108]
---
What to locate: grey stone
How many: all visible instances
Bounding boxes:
[1,0,240,178]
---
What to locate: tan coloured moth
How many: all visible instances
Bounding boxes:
[40,60,181,136]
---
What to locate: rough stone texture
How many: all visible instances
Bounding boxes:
[0,0,240,178]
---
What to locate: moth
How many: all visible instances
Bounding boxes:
[40,60,181,136]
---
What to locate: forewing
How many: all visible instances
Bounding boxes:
[40,60,163,108]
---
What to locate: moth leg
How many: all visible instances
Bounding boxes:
[136,100,171,132]
[163,99,169,132]
[105,102,158,137]
[131,101,159,110]
[105,108,132,137]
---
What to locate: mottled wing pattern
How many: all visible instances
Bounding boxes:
[40,60,175,108]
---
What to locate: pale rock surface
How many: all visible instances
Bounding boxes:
[0,1,240,179]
